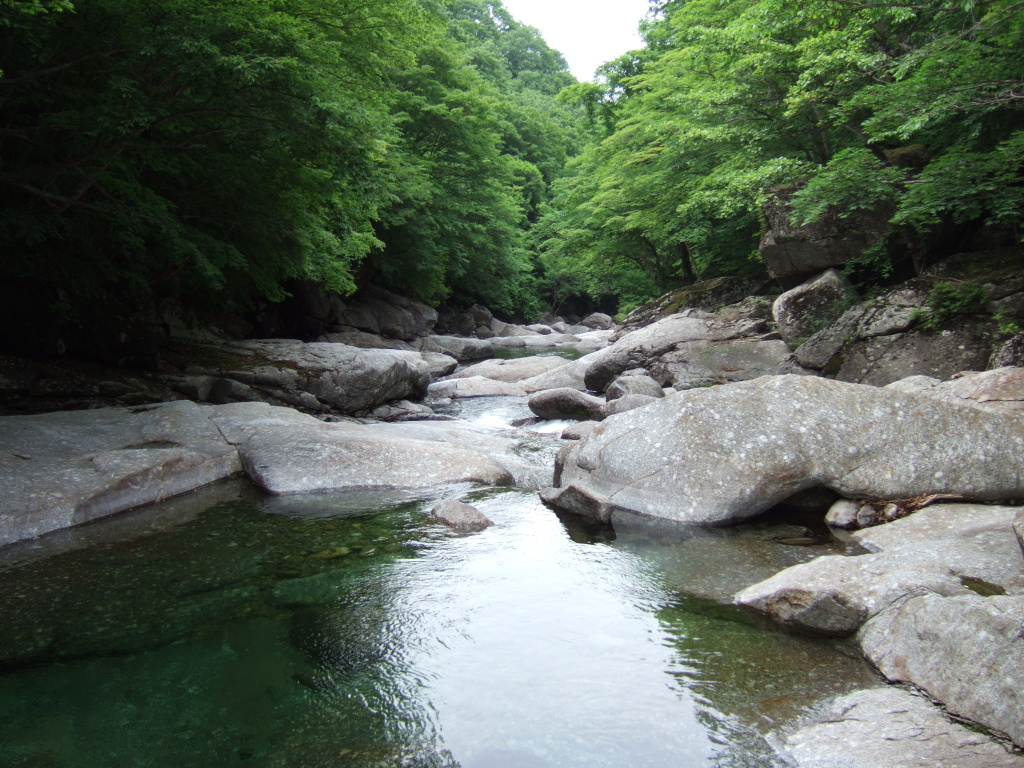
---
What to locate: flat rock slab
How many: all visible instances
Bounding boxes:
[207,402,514,494]
[430,499,493,530]
[781,687,1024,767]
[546,376,1024,526]
[859,594,1024,748]
[0,401,241,546]
[449,356,571,384]
[427,377,527,399]
[735,504,1024,636]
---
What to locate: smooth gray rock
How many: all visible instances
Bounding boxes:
[520,353,601,393]
[602,394,661,417]
[0,401,242,546]
[427,377,527,399]
[208,402,514,494]
[449,356,571,384]
[528,388,606,421]
[421,352,459,378]
[561,421,599,441]
[213,339,431,413]
[859,594,1024,748]
[430,499,493,530]
[547,376,1024,526]
[525,324,554,335]
[581,312,615,330]
[605,373,664,401]
[781,687,1024,768]
[772,269,853,345]
[736,504,1024,636]
[824,499,861,529]
[886,367,1024,415]
[420,335,494,361]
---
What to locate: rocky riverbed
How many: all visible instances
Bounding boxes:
[2,276,1024,766]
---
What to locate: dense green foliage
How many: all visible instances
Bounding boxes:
[541,0,1024,314]
[3,0,1022,331]
[0,0,580,322]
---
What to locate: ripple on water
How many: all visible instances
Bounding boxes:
[0,482,881,768]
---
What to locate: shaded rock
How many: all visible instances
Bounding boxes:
[548,376,1024,526]
[449,356,571,384]
[581,312,615,330]
[525,324,554,335]
[736,504,1024,636]
[793,305,867,371]
[605,373,664,401]
[602,394,660,417]
[208,340,431,414]
[991,332,1024,368]
[583,314,772,392]
[427,377,526,399]
[528,388,606,421]
[0,401,242,546]
[759,186,893,288]
[616,276,775,337]
[430,499,493,530]
[333,286,437,341]
[561,421,598,441]
[316,330,415,350]
[419,335,493,361]
[859,594,1024,748]
[421,352,459,378]
[781,687,1023,768]
[886,367,1024,414]
[772,269,853,345]
[208,402,514,494]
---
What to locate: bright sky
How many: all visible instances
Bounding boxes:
[500,0,652,82]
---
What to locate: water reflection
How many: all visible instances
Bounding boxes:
[0,485,881,767]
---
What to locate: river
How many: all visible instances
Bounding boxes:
[0,393,882,767]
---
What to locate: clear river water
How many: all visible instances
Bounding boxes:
[0,396,882,768]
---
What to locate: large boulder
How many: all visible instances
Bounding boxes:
[208,402,515,494]
[528,388,606,421]
[772,269,852,345]
[735,503,1024,636]
[581,313,781,392]
[759,186,893,288]
[605,372,665,401]
[859,594,1024,748]
[333,286,437,341]
[544,376,1024,526]
[190,340,431,414]
[0,401,242,546]
[781,687,1023,768]
[581,312,615,330]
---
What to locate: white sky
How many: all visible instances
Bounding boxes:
[500,0,652,81]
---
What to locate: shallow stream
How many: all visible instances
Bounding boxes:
[0,394,882,768]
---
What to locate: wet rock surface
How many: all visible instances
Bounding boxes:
[430,499,494,530]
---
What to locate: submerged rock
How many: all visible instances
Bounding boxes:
[545,376,1024,526]
[430,500,493,530]
[781,687,1023,768]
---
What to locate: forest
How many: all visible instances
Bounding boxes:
[1,0,1022,334]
